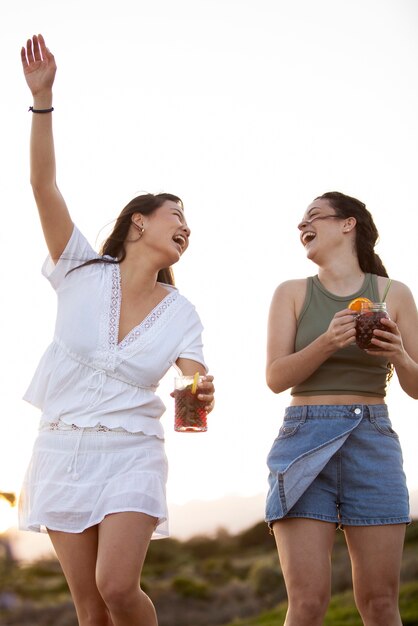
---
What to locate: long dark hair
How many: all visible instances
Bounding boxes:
[70,192,183,285]
[318,192,393,381]
[316,191,388,277]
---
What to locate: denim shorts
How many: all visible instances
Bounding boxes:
[265,404,410,527]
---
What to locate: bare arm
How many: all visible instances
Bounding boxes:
[266,281,357,394]
[21,34,73,261]
[368,281,418,399]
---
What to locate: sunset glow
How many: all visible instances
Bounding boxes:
[1,1,418,554]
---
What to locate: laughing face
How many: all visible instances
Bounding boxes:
[297,199,341,258]
[134,200,191,266]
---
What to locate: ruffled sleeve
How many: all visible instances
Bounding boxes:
[42,225,100,290]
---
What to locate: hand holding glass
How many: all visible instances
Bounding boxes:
[355,302,390,350]
[173,374,208,432]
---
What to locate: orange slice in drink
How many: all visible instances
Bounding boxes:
[348,297,372,312]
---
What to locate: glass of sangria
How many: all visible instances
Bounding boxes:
[173,375,207,432]
[355,301,390,350]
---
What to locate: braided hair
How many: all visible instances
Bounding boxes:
[317,191,392,381]
[316,191,388,277]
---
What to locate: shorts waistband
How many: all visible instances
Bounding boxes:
[284,404,388,420]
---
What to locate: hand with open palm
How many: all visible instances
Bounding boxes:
[21,34,56,98]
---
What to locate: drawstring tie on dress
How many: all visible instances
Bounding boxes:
[66,428,84,481]
[84,369,106,408]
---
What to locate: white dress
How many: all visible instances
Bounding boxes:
[19,225,207,537]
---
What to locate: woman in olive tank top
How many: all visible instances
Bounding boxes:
[265,191,418,626]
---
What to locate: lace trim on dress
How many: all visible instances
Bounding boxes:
[110,264,178,351]
[118,294,178,349]
[41,419,126,432]
[109,264,120,350]
[96,262,181,371]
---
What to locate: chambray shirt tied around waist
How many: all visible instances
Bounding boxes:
[266,404,391,520]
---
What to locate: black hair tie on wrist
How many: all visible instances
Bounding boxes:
[28,106,54,113]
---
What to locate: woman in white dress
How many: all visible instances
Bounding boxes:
[19,34,215,626]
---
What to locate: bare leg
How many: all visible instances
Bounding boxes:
[96,512,158,626]
[345,524,405,626]
[273,518,336,626]
[48,526,113,626]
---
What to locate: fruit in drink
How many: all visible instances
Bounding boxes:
[348,297,372,312]
[173,384,207,432]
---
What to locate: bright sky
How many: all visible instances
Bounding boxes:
[1,0,418,537]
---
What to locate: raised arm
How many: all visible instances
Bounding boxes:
[21,34,73,260]
[266,280,357,393]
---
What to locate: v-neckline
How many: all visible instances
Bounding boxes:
[111,264,176,349]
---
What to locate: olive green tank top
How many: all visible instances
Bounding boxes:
[291,274,391,397]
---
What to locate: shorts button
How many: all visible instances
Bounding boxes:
[354,408,361,415]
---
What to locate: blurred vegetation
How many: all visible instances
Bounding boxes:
[223,582,418,626]
[0,520,417,626]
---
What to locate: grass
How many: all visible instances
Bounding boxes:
[223,581,418,626]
